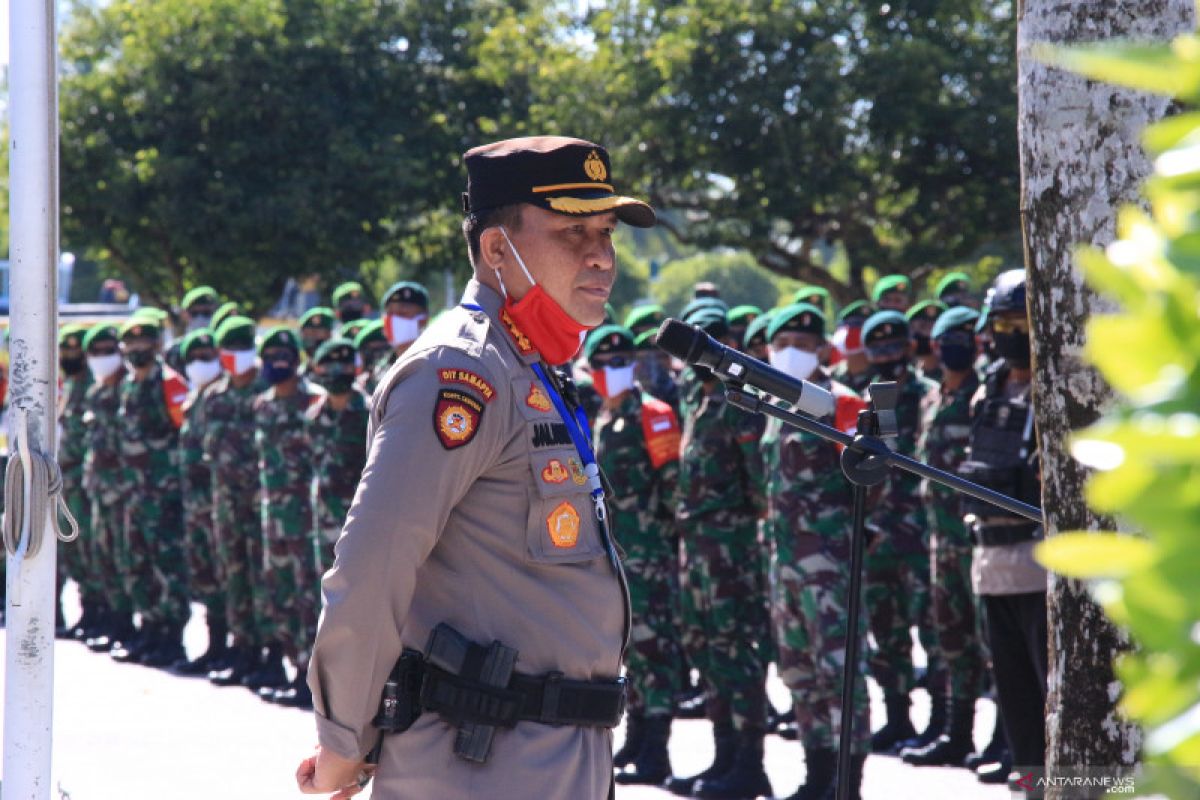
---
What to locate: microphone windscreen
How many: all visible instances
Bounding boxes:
[655,318,701,362]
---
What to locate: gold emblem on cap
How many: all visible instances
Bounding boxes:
[584,150,607,182]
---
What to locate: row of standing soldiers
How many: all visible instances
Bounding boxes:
[589,269,1043,800]
[7,279,432,709]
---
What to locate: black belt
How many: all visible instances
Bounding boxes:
[975,522,1040,547]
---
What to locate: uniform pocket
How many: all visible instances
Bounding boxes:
[524,446,606,564]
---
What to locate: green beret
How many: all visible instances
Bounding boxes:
[180,286,218,310]
[742,309,775,349]
[211,301,241,334]
[767,303,825,342]
[381,281,429,310]
[934,271,972,300]
[119,317,160,340]
[339,319,369,342]
[727,305,763,326]
[680,297,729,322]
[862,310,909,344]
[624,304,665,334]
[584,325,635,361]
[353,320,387,350]
[132,307,169,325]
[332,281,365,308]
[791,286,830,306]
[634,329,659,351]
[299,307,336,331]
[313,337,357,365]
[257,326,300,355]
[932,307,981,340]
[214,315,256,349]
[58,323,90,349]
[905,299,948,324]
[179,328,217,362]
[82,324,119,352]
[689,308,729,340]
[837,300,873,325]
[871,274,911,303]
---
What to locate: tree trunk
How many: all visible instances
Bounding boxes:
[1018,0,1194,788]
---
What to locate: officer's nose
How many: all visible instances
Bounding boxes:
[584,232,615,273]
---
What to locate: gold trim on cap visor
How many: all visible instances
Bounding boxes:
[546,195,644,214]
[532,182,615,194]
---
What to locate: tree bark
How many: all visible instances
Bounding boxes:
[1018,0,1194,788]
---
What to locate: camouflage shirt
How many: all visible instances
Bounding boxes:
[59,371,93,483]
[82,370,129,503]
[868,367,937,549]
[119,362,183,497]
[677,378,766,520]
[917,370,981,536]
[201,374,261,491]
[306,388,370,540]
[254,379,321,507]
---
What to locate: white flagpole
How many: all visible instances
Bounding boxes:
[4,0,61,795]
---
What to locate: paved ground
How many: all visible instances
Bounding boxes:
[0,594,1010,799]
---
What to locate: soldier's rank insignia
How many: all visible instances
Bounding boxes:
[547,500,580,548]
[526,383,553,412]
[542,459,569,484]
[434,388,484,450]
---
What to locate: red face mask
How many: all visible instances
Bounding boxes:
[498,227,590,365]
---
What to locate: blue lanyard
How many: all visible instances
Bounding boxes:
[462,301,606,520]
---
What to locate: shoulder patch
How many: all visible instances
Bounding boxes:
[434,388,484,449]
[438,368,495,403]
[640,399,681,468]
[500,309,535,355]
[162,371,190,429]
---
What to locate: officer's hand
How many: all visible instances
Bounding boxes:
[296,745,374,798]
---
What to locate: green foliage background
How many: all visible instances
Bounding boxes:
[1034,33,1200,795]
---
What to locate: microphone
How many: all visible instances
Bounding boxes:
[656,318,835,419]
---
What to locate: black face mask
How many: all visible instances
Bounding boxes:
[125,349,156,369]
[872,359,908,380]
[302,338,323,358]
[60,355,86,376]
[321,374,355,395]
[938,343,976,372]
[912,335,932,356]
[994,331,1031,368]
[339,304,364,324]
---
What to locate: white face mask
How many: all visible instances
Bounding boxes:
[769,346,820,381]
[186,315,212,332]
[598,364,636,399]
[185,357,222,388]
[385,314,425,347]
[220,348,258,377]
[87,353,124,381]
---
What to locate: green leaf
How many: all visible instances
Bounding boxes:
[1034,532,1156,579]
[1036,38,1200,100]
[1144,112,1200,156]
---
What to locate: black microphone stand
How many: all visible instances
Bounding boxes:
[724,382,1040,800]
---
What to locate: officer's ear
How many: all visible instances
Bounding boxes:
[479,226,509,273]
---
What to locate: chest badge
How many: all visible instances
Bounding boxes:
[526,383,553,412]
[547,501,580,548]
[542,459,569,484]
[568,457,587,486]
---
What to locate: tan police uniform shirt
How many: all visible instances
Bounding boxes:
[307,279,627,800]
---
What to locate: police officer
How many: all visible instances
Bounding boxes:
[296,136,652,799]
[960,270,1046,782]
[761,304,870,800]
[584,325,683,787]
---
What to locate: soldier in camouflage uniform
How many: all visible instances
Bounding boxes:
[58,324,98,639]
[761,304,870,800]
[298,306,335,368]
[902,306,986,767]
[254,327,320,705]
[665,308,772,800]
[905,300,948,383]
[171,328,229,676]
[80,325,135,652]
[331,280,367,326]
[305,338,370,580]
[830,301,874,395]
[352,320,391,397]
[859,310,941,754]
[204,316,267,687]
[112,317,191,668]
[373,281,430,382]
[584,326,683,786]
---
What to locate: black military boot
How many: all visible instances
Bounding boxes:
[896,692,947,755]
[272,665,314,708]
[870,693,916,754]
[694,728,772,799]
[779,745,836,800]
[112,623,157,663]
[242,643,288,691]
[665,721,737,796]
[210,644,257,686]
[69,600,97,640]
[965,712,1008,769]
[614,713,646,770]
[88,611,129,653]
[616,715,672,785]
[819,753,865,800]
[903,698,976,767]
[142,623,187,668]
[171,616,228,676]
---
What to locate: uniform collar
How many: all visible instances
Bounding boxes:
[461,278,541,366]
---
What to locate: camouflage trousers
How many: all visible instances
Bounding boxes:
[679,509,768,732]
[60,481,104,604]
[770,537,871,753]
[122,493,189,627]
[90,496,132,615]
[183,493,225,625]
[930,536,984,703]
[213,489,264,646]
[623,537,683,717]
[865,540,939,700]
[260,493,317,662]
